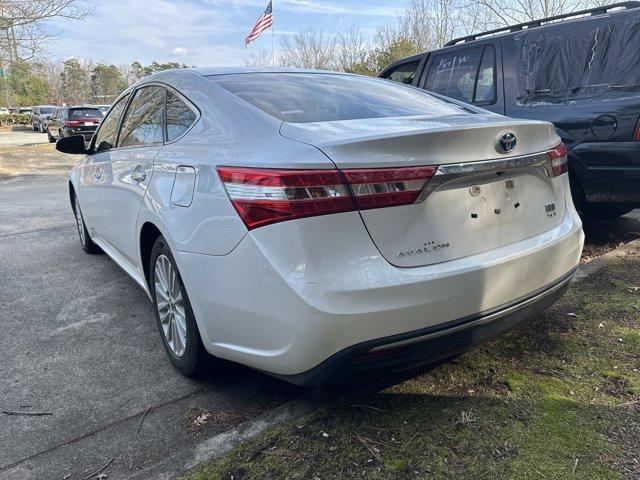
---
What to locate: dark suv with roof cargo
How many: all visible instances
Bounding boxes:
[380,2,640,219]
[46,106,103,143]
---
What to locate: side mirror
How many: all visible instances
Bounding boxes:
[56,135,88,155]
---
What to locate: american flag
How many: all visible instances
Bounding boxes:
[245,1,274,46]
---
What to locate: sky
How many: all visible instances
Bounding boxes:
[44,0,407,67]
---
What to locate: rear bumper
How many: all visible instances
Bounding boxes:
[573,142,640,204]
[172,181,583,381]
[277,266,576,386]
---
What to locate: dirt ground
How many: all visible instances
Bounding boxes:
[0,127,75,179]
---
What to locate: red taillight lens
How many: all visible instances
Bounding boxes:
[65,120,80,127]
[342,166,437,210]
[217,167,355,230]
[634,117,640,141]
[217,165,438,229]
[548,143,568,177]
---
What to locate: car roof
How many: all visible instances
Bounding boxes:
[144,67,354,84]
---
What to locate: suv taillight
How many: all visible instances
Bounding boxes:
[634,117,640,141]
[65,120,80,127]
[217,166,437,230]
[548,143,568,177]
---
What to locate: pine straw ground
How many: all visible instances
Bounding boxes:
[185,247,640,480]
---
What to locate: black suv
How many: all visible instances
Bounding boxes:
[31,105,57,132]
[46,106,103,143]
[380,2,640,219]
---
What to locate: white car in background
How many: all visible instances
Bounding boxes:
[58,68,584,385]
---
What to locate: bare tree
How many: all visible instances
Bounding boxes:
[0,1,88,63]
[245,49,274,68]
[279,29,337,70]
[337,26,372,74]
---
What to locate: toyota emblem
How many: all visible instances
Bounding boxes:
[496,132,517,154]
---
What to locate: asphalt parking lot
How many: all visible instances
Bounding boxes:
[0,131,298,479]
[0,129,639,479]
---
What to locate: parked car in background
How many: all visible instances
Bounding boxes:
[380,2,640,219]
[17,107,33,115]
[0,107,9,115]
[31,105,57,132]
[59,68,583,385]
[46,106,103,143]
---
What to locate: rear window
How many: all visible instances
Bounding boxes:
[515,15,640,104]
[209,73,467,123]
[39,107,55,115]
[69,108,102,119]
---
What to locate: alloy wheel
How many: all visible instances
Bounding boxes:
[74,196,86,246]
[154,254,187,357]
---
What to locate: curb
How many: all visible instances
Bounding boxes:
[131,238,640,479]
[129,391,322,480]
[574,238,640,281]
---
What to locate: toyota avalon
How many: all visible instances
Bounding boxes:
[58,68,584,385]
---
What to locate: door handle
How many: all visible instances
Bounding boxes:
[131,170,147,182]
[94,169,102,179]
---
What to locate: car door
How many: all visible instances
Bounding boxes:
[99,85,165,265]
[77,94,131,238]
[418,42,505,115]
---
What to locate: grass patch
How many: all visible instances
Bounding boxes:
[184,254,640,480]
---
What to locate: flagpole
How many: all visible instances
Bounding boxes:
[271,0,275,68]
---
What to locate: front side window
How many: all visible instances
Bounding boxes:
[209,73,468,123]
[384,60,420,85]
[118,86,165,148]
[94,93,130,152]
[166,91,197,142]
[423,47,484,103]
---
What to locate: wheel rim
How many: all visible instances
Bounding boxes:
[74,196,86,246]
[154,254,187,357]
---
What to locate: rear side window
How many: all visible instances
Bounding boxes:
[424,47,483,103]
[94,94,130,152]
[166,91,196,142]
[118,86,165,147]
[383,60,420,85]
[69,108,102,119]
[423,46,495,105]
[210,73,467,123]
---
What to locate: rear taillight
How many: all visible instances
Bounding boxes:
[548,143,568,177]
[634,117,640,141]
[217,165,437,230]
[342,166,437,210]
[217,167,354,230]
[65,120,80,127]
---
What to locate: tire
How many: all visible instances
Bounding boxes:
[580,204,634,220]
[569,170,633,220]
[58,129,63,139]
[72,192,100,254]
[47,129,55,143]
[150,236,211,376]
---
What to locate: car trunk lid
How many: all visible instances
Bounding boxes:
[281,114,567,267]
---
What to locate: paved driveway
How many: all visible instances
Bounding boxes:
[0,173,297,479]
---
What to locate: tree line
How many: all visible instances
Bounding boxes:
[0,60,191,108]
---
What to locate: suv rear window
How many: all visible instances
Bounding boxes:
[39,107,55,115]
[515,16,640,104]
[209,73,467,123]
[69,108,102,119]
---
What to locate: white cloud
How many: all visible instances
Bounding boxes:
[170,47,189,56]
